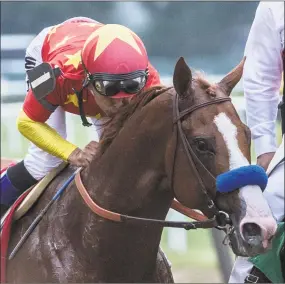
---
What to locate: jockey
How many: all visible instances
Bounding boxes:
[229,2,284,283]
[0,17,161,213]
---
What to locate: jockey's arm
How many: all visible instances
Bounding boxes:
[17,89,77,162]
[243,2,283,158]
[17,61,161,163]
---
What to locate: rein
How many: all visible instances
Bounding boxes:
[7,93,234,262]
[75,172,216,230]
[74,93,232,230]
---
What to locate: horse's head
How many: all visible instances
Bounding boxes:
[169,57,277,256]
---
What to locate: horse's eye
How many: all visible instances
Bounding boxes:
[196,140,208,152]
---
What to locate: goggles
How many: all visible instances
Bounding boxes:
[87,70,148,97]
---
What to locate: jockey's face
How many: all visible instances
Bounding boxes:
[88,83,132,116]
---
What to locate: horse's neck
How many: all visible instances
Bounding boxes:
[61,98,174,281]
[62,169,173,281]
[84,95,174,213]
[75,189,173,282]
[9,92,175,282]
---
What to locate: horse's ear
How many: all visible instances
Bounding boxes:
[218,57,246,96]
[173,57,192,97]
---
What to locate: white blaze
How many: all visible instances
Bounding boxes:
[214,112,249,169]
[213,112,277,246]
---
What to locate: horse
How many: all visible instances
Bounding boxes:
[5,57,277,283]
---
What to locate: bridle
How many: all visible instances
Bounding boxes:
[75,92,233,230]
[170,92,232,228]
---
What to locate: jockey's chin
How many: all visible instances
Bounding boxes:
[88,84,133,117]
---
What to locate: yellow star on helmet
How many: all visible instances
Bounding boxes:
[83,24,142,61]
[64,93,86,107]
[64,50,82,69]
[50,35,76,53]
[47,24,60,41]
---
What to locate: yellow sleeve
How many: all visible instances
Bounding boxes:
[17,110,77,161]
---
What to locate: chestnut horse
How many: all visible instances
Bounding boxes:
[6,58,277,283]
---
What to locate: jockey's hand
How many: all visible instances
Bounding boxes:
[257,152,275,171]
[67,141,99,167]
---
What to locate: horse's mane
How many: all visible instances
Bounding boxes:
[99,85,173,154]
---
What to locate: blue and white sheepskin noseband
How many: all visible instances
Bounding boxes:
[216,165,268,193]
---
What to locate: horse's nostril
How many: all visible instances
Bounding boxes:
[268,234,274,242]
[242,222,261,237]
[242,222,263,246]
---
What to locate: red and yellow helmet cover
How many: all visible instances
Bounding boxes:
[41,21,156,99]
[82,24,149,75]
[42,20,103,80]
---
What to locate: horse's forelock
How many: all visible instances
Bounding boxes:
[193,73,229,98]
[193,72,212,90]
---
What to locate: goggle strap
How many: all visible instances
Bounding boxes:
[91,70,148,81]
[81,57,93,83]
[72,88,92,127]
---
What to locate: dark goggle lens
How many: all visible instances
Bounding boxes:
[122,76,146,94]
[93,75,147,97]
